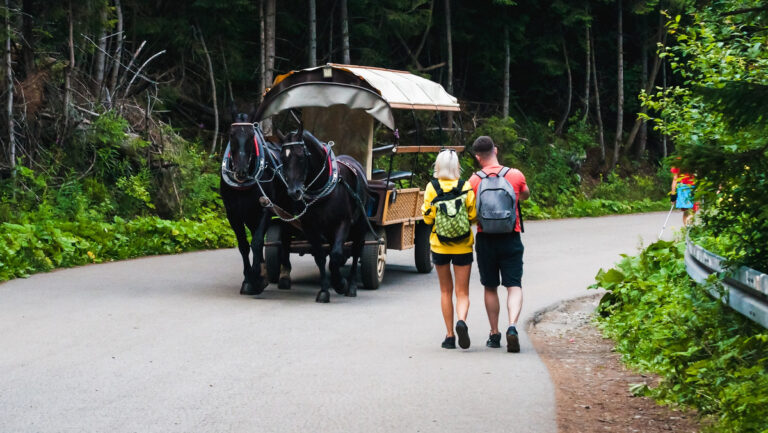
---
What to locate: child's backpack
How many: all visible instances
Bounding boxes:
[475,167,517,233]
[430,179,471,243]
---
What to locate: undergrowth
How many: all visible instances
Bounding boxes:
[592,240,768,433]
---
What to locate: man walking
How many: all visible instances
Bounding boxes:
[468,136,529,353]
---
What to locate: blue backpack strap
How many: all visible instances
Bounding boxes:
[498,167,511,177]
[475,170,489,179]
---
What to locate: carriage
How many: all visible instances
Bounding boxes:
[255,64,464,291]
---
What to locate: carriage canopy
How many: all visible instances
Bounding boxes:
[254,64,460,178]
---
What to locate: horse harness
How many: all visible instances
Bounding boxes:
[221,122,273,190]
[281,135,340,202]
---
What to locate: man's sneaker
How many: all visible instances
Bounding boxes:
[486,333,502,348]
[441,336,456,349]
[506,326,520,353]
[455,320,470,349]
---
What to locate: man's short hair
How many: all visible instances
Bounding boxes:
[472,136,496,157]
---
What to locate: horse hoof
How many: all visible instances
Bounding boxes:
[240,279,265,296]
[345,282,357,297]
[316,291,330,303]
[333,278,348,295]
[278,277,291,290]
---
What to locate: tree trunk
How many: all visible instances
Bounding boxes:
[259,0,265,99]
[263,0,276,134]
[265,0,276,86]
[21,0,34,75]
[502,24,510,118]
[611,0,623,168]
[340,0,350,64]
[195,26,219,154]
[93,5,108,94]
[64,0,75,128]
[591,33,605,162]
[309,0,317,67]
[444,0,453,94]
[108,0,123,98]
[5,0,14,171]
[661,56,667,158]
[328,1,334,63]
[624,10,666,151]
[582,22,590,122]
[555,36,572,136]
[637,34,648,157]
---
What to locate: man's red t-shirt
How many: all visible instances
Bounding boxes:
[469,165,527,233]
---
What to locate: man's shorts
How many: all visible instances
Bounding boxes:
[431,251,473,266]
[475,231,524,288]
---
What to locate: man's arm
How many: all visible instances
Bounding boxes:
[519,185,530,201]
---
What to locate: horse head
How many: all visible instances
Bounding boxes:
[227,111,258,183]
[278,125,308,201]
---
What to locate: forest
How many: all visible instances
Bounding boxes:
[0,0,765,279]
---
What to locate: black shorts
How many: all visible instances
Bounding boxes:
[431,251,473,266]
[475,232,524,288]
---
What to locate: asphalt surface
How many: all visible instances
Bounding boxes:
[0,211,675,433]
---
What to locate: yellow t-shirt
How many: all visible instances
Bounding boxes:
[421,178,477,254]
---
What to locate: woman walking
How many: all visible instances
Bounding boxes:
[421,150,476,349]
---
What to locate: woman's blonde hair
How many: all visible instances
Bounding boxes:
[433,149,461,179]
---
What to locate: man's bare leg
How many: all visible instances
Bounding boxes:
[507,286,523,326]
[484,286,500,334]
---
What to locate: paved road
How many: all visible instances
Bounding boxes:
[0,212,675,433]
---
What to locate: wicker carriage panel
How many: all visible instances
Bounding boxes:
[382,188,422,224]
[386,221,415,250]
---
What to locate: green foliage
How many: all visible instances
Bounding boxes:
[0,111,229,283]
[592,240,768,433]
[0,211,234,282]
[642,3,768,270]
[469,116,668,216]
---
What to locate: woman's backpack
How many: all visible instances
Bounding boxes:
[475,167,517,233]
[430,179,471,243]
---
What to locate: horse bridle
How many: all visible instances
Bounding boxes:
[220,122,267,189]
[281,134,334,195]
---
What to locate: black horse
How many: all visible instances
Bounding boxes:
[220,112,278,295]
[277,126,370,303]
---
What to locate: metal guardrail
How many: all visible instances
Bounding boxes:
[685,237,768,328]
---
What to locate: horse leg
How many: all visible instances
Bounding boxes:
[329,220,352,295]
[246,212,269,293]
[278,223,292,290]
[231,221,257,295]
[345,228,364,298]
[305,231,330,303]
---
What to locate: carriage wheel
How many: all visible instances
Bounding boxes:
[414,221,433,274]
[361,227,386,290]
[264,224,282,284]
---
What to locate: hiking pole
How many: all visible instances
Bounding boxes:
[658,204,675,240]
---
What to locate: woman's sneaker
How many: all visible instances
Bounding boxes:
[486,333,502,348]
[506,326,520,353]
[455,320,470,349]
[441,336,456,349]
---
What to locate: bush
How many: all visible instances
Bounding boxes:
[0,210,234,282]
[592,240,768,432]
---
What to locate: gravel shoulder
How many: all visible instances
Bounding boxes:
[528,294,701,433]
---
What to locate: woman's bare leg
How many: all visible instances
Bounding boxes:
[453,264,471,321]
[436,264,455,337]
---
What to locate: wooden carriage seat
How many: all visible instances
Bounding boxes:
[366,179,395,219]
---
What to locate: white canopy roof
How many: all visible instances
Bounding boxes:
[258,64,460,130]
[330,64,460,111]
